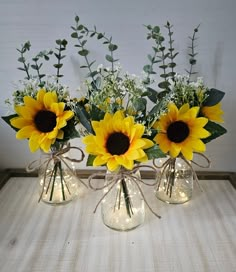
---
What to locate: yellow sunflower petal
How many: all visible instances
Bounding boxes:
[16,126,36,139]
[10,117,32,129]
[37,89,46,103]
[107,157,119,171]
[169,143,181,158]
[201,103,224,123]
[44,91,58,109]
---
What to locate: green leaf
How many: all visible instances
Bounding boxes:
[147,87,159,103]
[105,54,114,62]
[145,144,166,160]
[53,63,63,69]
[203,88,225,106]
[133,98,147,112]
[153,26,160,33]
[61,118,80,141]
[75,104,93,134]
[160,73,169,79]
[87,70,98,78]
[78,49,89,56]
[17,67,26,71]
[31,64,38,70]
[2,115,19,131]
[18,57,25,63]
[143,64,153,74]
[71,32,78,38]
[168,62,176,68]
[86,154,96,166]
[158,81,170,90]
[203,121,227,143]
[97,33,104,39]
[90,105,105,121]
[189,58,196,65]
[75,15,80,22]
[108,43,118,51]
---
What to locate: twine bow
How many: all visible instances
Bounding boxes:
[88,165,161,219]
[153,152,211,196]
[26,143,87,202]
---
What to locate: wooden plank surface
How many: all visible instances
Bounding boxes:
[0,177,236,272]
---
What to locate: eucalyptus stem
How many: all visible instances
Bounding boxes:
[186,24,200,82]
[33,59,42,84]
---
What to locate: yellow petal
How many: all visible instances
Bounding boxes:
[10,117,32,129]
[107,157,119,171]
[16,126,36,139]
[37,89,46,103]
[44,91,58,109]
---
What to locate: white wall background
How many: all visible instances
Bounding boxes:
[0,0,235,172]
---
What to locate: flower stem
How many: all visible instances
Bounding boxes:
[59,162,66,201]
[121,179,133,218]
[49,161,58,201]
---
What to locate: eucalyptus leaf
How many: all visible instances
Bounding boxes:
[105,54,114,62]
[79,49,89,56]
[147,87,159,103]
[133,98,147,112]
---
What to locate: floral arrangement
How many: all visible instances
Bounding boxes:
[70,16,164,169]
[2,40,84,203]
[70,17,227,204]
[141,23,227,198]
[70,16,164,222]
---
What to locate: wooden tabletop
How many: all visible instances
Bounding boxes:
[0,176,236,272]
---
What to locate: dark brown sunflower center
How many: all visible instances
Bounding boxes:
[167,121,190,143]
[106,132,130,155]
[34,110,57,133]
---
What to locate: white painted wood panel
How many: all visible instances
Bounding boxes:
[0,177,235,271]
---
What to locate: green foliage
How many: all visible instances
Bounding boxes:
[185,24,200,81]
[145,144,166,160]
[2,114,19,131]
[203,88,225,106]
[203,121,227,144]
[71,15,119,87]
[75,103,93,134]
[60,117,80,141]
[53,39,68,80]
[16,38,68,85]
[143,21,179,94]
[17,41,31,79]
[86,154,96,166]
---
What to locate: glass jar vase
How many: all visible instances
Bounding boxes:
[101,168,145,231]
[38,142,81,205]
[155,156,193,204]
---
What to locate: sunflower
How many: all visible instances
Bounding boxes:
[153,103,211,160]
[201,103,224,123]
[82,110,154,171]
[10,89,74,153]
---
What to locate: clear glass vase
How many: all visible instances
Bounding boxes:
[156,156,193,204]
[101,168,145,231]
[38,142,81,205]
